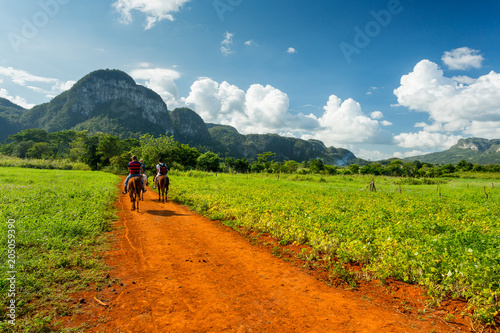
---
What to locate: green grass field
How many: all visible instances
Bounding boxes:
[167,171,500,324]
[0,167,120,332]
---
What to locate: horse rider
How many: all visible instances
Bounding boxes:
[153,158,168,189]
[123,155,147,194]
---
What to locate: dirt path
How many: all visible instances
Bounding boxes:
[67,179,470,332]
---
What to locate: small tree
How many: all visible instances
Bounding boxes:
[309,159,324,173]
[27,142,54,159]
[197,152,220,172]
[348,164,359,175]
[233,158,250,173]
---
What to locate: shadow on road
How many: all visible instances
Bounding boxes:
[146,209,190,217]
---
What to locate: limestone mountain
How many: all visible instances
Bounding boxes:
[406,138,500,164]
[19,69,173,138]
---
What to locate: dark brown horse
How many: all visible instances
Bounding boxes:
[157,175,169,203]
[128,176,142,211]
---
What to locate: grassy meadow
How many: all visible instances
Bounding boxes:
[0,167,120,332]
[167,171,500,324]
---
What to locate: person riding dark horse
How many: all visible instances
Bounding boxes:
[153,158,168,189]
[123,156,147,194]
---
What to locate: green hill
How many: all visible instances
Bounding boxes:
[0,98,25,141]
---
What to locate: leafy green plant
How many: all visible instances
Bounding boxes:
[168,171,500,324]
[0,167,119,331]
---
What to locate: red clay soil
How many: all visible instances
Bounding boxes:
[63,179,479,332]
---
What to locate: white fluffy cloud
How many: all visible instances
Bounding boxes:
[184,78,391,146]
[113,0,190,29]
[287,47,297,54]
[307,95,383,146]
[370,111,383,119]
[442,47,484,70]
[130,67,181,108]
[184,78,291,134]
[394,59,500,142]
[394,131,462,150]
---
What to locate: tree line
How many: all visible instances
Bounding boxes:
[1,128,499,176]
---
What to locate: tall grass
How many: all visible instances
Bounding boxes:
[0,155,91,171]
[0,167,120,332]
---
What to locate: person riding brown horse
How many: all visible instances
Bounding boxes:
[123,156,146,195]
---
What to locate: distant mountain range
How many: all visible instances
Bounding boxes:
[1,69,499,165]
[405,138,500,165]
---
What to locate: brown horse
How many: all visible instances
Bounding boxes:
[157,175,169,203]
[128,176,142,211]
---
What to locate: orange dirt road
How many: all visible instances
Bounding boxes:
[68,179,470,332]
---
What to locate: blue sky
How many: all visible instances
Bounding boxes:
[1,0,499,160]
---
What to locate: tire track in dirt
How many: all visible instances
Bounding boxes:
[65,179,469,332]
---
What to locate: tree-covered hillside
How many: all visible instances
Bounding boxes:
[0,98,25,141]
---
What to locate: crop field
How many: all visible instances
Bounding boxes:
[0,167,119,331]
[168,171,500,323]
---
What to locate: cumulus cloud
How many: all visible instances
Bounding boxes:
[370,111,383,119]
[184,78,391,147]
[184,78,291,134]
[244,40,255,46]
[380,120,392,126]
[129,67,181,108]
[221,32,234,56]
[113,0,190,29]
[303,95,385,147]
[394,131,462,150]
[394,59,500,140]
[287,47,297,54]
[442,47,484,70]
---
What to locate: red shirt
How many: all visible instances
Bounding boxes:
[128,161,142,174]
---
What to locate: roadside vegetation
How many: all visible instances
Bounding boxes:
[0,167,119,332]
[1,128,499,176]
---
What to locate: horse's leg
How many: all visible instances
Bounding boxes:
[136,190,139,211]
[130,192,135,211]
[165,177,169,201]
